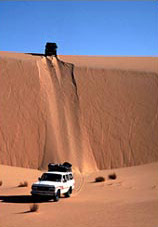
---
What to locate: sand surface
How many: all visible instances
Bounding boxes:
[0,52,158,226]
[59,55,158,73]
[0,52,158,171]
[0,163,158,227]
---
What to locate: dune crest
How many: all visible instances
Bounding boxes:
[0,52,158,172]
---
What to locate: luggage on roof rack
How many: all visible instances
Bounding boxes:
[48,162,72,172]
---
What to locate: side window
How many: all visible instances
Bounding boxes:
[66,175,70,181]
[63,175,67,183]
[69,174,73,180]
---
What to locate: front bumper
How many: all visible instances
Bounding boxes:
[31,190,55,196]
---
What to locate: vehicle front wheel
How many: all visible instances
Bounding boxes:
[54,190,60,202]
[32,194,39,201]
[65,187,72,198]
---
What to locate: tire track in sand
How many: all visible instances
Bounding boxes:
[72,172,85,197]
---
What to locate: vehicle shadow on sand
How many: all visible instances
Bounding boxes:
[0,195,52,204]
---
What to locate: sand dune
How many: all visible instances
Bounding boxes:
[1,52,158,226]
[0,51,158,172]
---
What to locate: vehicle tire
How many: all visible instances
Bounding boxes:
[65,187,72,198]
[32,194,39,201]
[54,190,60,202]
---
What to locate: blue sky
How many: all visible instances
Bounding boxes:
[0,1,157,55]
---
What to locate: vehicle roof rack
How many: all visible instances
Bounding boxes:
[48,162,72,172]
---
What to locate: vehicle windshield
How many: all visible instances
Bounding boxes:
[41,173,61,182]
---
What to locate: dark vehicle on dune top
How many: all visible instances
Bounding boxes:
[45,42,58,57]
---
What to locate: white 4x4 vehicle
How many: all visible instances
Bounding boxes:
[31,163,75,202]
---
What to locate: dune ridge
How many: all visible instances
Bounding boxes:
[0,52,158,172]
[59,55,158,74]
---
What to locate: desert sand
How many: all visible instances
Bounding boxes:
[0,51,158,226]
[0,163,158,227]
[0,52,158,172]
[59,55,158,73]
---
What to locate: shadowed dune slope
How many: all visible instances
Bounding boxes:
[0,52,158,172]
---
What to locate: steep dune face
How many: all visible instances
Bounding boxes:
[74,67,158,169]
[0,53,97,172]
[0,56,46,168]
[37,57,96,172]
[0,52,158,172]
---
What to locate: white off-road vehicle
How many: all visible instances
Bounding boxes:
[31,163,75,202]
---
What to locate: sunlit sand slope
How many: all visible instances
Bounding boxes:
[59,55,158,73]
[0,52,158,171]
[74,66,158,169]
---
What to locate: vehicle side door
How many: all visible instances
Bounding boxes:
[62,175,69,193]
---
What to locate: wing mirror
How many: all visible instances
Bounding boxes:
[38,177,41,181]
